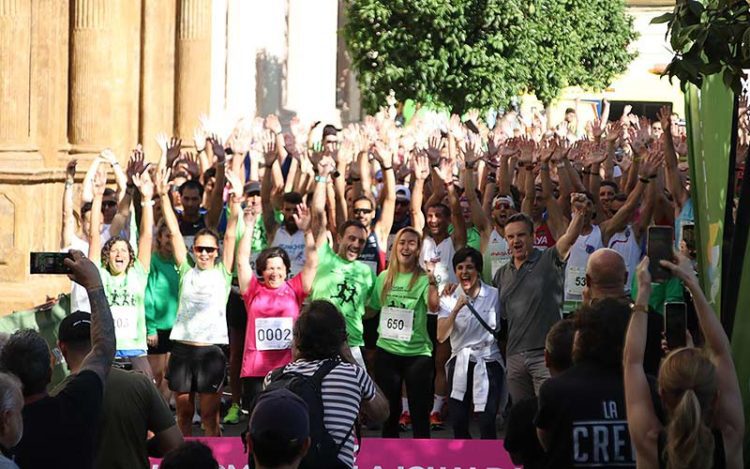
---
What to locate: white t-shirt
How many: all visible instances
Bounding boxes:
[485,229,511,280]
[564,225,604,302]
[438,282,502,362]
[608,225,642,293]
[420,235,457,294]
[62,235,91,313]
[170,262,231,345]
[271,227,306,277]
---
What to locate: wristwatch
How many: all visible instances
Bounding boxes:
[632,303,648,314]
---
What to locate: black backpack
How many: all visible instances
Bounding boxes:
[249,359,353,469]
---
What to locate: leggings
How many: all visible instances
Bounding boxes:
[375,347,433,438]
[446,359,505,439]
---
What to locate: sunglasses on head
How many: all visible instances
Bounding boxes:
[101,201,117,208]
[353,208,373,215]
[193,246,217,254]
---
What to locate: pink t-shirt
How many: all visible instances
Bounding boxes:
[241,274,307,377]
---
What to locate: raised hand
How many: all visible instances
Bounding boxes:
[208,134,226,163]
[127,145,146,184]
[448,114,464,140]
[132,169,155,200]
[674,136,688,156]
[461,134,482,168]
[424,132,443,164]
[65,159,77,183]
[166,137,182,168]
[433,156,453,184]
[538,138,558,164]
[584,144,608,167]
[99,148,118,166]
[225,168,243,197]
[372,141,393,168]
[412,153,430,181]
[570,192,588,216]
[155,132,169,156]
[154,167,171,197]
[660,251,698,287]
[260,130,277,166]
[93,168,107,196]
[638,149,662,179]
[193,126,208,153]
[590,118,604,140]
[265,114,282,135]
[656,106,672,135]
[316,155,336,178]
[292,202,312,232]
[605,121,623,143]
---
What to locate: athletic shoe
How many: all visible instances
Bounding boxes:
[429,411,444,430]
[398,411,411,431]
[223,403,241,424]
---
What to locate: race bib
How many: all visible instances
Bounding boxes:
[112,305,138,341]
[255,317,294,351]
[565,266,586,297]
[379,307,414,341]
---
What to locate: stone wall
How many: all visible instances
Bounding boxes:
[0,0,358,313]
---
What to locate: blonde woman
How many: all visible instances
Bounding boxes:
[624,254,743,468]
[367,227,439,438]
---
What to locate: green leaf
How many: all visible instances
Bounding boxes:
[651,12,674,24]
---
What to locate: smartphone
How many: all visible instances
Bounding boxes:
[30,252,72,275]
[664,302,687,349]
[647,226,674,282]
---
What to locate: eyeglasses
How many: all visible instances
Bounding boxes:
[193,246,218,254]
[353,208,373,215]
[101,201,117,208]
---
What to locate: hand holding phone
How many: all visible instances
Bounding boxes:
[647,226,674,283]
[664,302,687,350]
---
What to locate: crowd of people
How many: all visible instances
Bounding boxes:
[0,96,748,468]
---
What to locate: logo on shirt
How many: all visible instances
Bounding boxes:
[334,282,359,305]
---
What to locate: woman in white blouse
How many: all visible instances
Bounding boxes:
[437,247,505,439]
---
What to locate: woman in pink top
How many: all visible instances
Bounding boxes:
[236,202,319,404]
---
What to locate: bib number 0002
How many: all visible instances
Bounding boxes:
[255,317,293,351]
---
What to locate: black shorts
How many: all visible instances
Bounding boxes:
[363,314,379,349]
[166,342,227,393]
[226,287,248,331]
[147,329,173,355]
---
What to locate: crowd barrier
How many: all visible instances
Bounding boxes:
[150,437,521,469]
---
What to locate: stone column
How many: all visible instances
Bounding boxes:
[140,0,176,158]
[0,0,32,144]
[286,0,340,125]
[174,0,212,140]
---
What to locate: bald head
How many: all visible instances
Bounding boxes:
[585,249,627,296]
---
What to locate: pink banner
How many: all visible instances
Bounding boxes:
[150,437,521,469]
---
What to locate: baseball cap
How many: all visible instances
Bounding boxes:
[244,181,261,196]
[58,311,91,343]
[395,185,411,202]
[249,388,310,443]
[492,195,515,210]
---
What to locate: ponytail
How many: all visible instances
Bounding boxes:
[664,389,715,469]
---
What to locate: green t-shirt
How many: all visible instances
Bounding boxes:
[144,253,179,335]
[631,276,684,314]
[448,224,481,251]
[369,271,432,357]
[99,260,148,351]
[311,243,375,347]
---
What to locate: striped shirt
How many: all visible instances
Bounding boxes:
[265,359,376,467]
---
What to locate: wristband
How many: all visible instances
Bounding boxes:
[648,174,657,179]
[331,170,341,179]
[140,200,155,207]
[556,161,566,168]
[65,181,74,188]
[632,304,648,314]
[639,176,651,184]
[540,163,550,171]
[264,163,274,169]
[465,162,475,170]
[314,175,328,184]
[381,166,393,171]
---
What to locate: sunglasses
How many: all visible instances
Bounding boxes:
[193,246,218,254]
[493,203,511,210]
[353,208,373,215]
[101,201,117,208]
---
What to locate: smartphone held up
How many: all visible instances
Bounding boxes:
[30,252,72,275]
[647,226,673,283]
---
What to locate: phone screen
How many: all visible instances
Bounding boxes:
[664,302,687,349]
[647,226,673,282]
[30,252,71,275]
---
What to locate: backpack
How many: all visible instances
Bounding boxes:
[249,359,353,469]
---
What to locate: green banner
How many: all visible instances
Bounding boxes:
[684,74,733,312]
[0,295,72,390]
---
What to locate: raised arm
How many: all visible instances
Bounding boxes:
[463,138,490,239]
[110,147,146,239]
[297,202,318,294]
[373,142,396,244]
[99,149,128,203]
[411,154,429,234]
[261,132,284,238]
[61,160,78,250]
[554,194,586,260]
[82,156,103,203]
[223,169,243,270]
[65,251,115,383]
[658,106,689,212]
[132,169,154,273]
[236,207,257,295]
[311,156,334,250]
[88,169,107,264]
[433,158,466,249]
[205,136,226,230]
[623,258,662,461]
[156,168,188,267]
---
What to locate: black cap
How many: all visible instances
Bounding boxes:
[244,181,261,196]
[58,311,91,343]
[249,389,310,443]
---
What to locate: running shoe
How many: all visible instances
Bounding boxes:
[398,411,412,431]
[429,411,444,430]
[223,403,242,424]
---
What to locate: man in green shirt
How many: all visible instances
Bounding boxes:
[309,156,375,368]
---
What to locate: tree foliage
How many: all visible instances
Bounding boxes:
[652,0,750,94]
[344,0,637,113]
